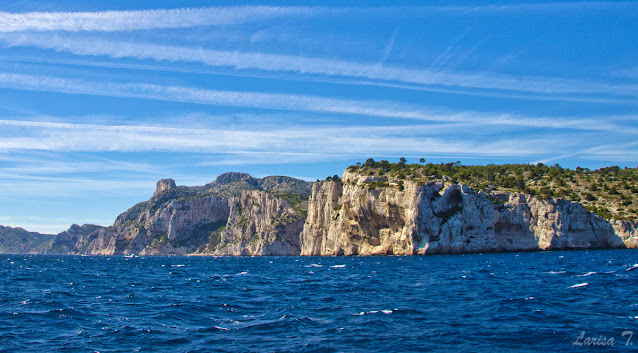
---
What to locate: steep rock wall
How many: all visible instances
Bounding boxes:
[300,170,638,255]
[39,174,310,256]
[205,190,304,255]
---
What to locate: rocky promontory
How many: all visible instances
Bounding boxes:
[301,170,636,255]
[2,161,637,256]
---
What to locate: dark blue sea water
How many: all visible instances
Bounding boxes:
[1,250,638,352]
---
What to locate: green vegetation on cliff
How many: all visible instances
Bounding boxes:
[347,159,638,221]
[0,226,54,253]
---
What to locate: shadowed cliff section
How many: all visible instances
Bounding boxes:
[0,226,55,254]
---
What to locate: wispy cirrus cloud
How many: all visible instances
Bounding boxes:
[0,157,160,175]
[0,117,545,157]
[3,34,637,100]
[0,3,632,33]
[2,103,638,137]
[0,6,323,32]
[2,116,635,163]
[0,72,482,121]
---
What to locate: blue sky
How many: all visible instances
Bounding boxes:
[1,1,637,233]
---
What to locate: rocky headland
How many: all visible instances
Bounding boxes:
[2,161,637,255]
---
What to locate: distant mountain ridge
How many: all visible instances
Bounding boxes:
[0,226,54,253]
[2,162,637,256]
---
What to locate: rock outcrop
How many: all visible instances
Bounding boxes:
[153,178,177,197]
[40,224,105,254]
[1,168,636,256]
[35,173,312,256]
[300,170,638,255]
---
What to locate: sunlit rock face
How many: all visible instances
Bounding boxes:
[300,170,636,255]
[153,179,177,197]
[38,174,312,256]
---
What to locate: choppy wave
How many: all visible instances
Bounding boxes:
[568,282,589,288]
[576,271,597,277]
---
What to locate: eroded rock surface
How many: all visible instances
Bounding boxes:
[300,170,637,255]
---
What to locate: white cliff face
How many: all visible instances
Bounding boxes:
[301,171,422,255]
[49,175,309,256]
[94,190,303,256]
[300,180,343,255]
[74,194,231,255]
[300,170,638,255]
[209,190,303,255]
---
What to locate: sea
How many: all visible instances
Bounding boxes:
[1,250,637,352]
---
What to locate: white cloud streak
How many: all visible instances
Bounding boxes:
[0,157,159,175]
[0,117,550,158]
[3,34,637,99]
[0,3,632,33]
[0,72,445,120]
[3,73,638,128]
[0,6,322,32]
[2,116,635,164]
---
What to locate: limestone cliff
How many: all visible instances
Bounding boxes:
[300,170,638,255]
[40,224,105,254]
[2,165,637,256]
[200,190,304,255]
[37,173,311,256]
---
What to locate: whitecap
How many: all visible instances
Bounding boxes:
[525,297,534,300]
[330,265,346,268]
[354,309,393,315]
[305,264,322,268]
[627,264,638,271]
[577,272,597,277]
[568,282,589,288]
[171,264,185,267]
[548,271,565,275]
[236,271,248,275]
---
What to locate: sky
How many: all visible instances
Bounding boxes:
[1,1,637,234]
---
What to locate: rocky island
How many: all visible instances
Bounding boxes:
[2,161,637,255]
